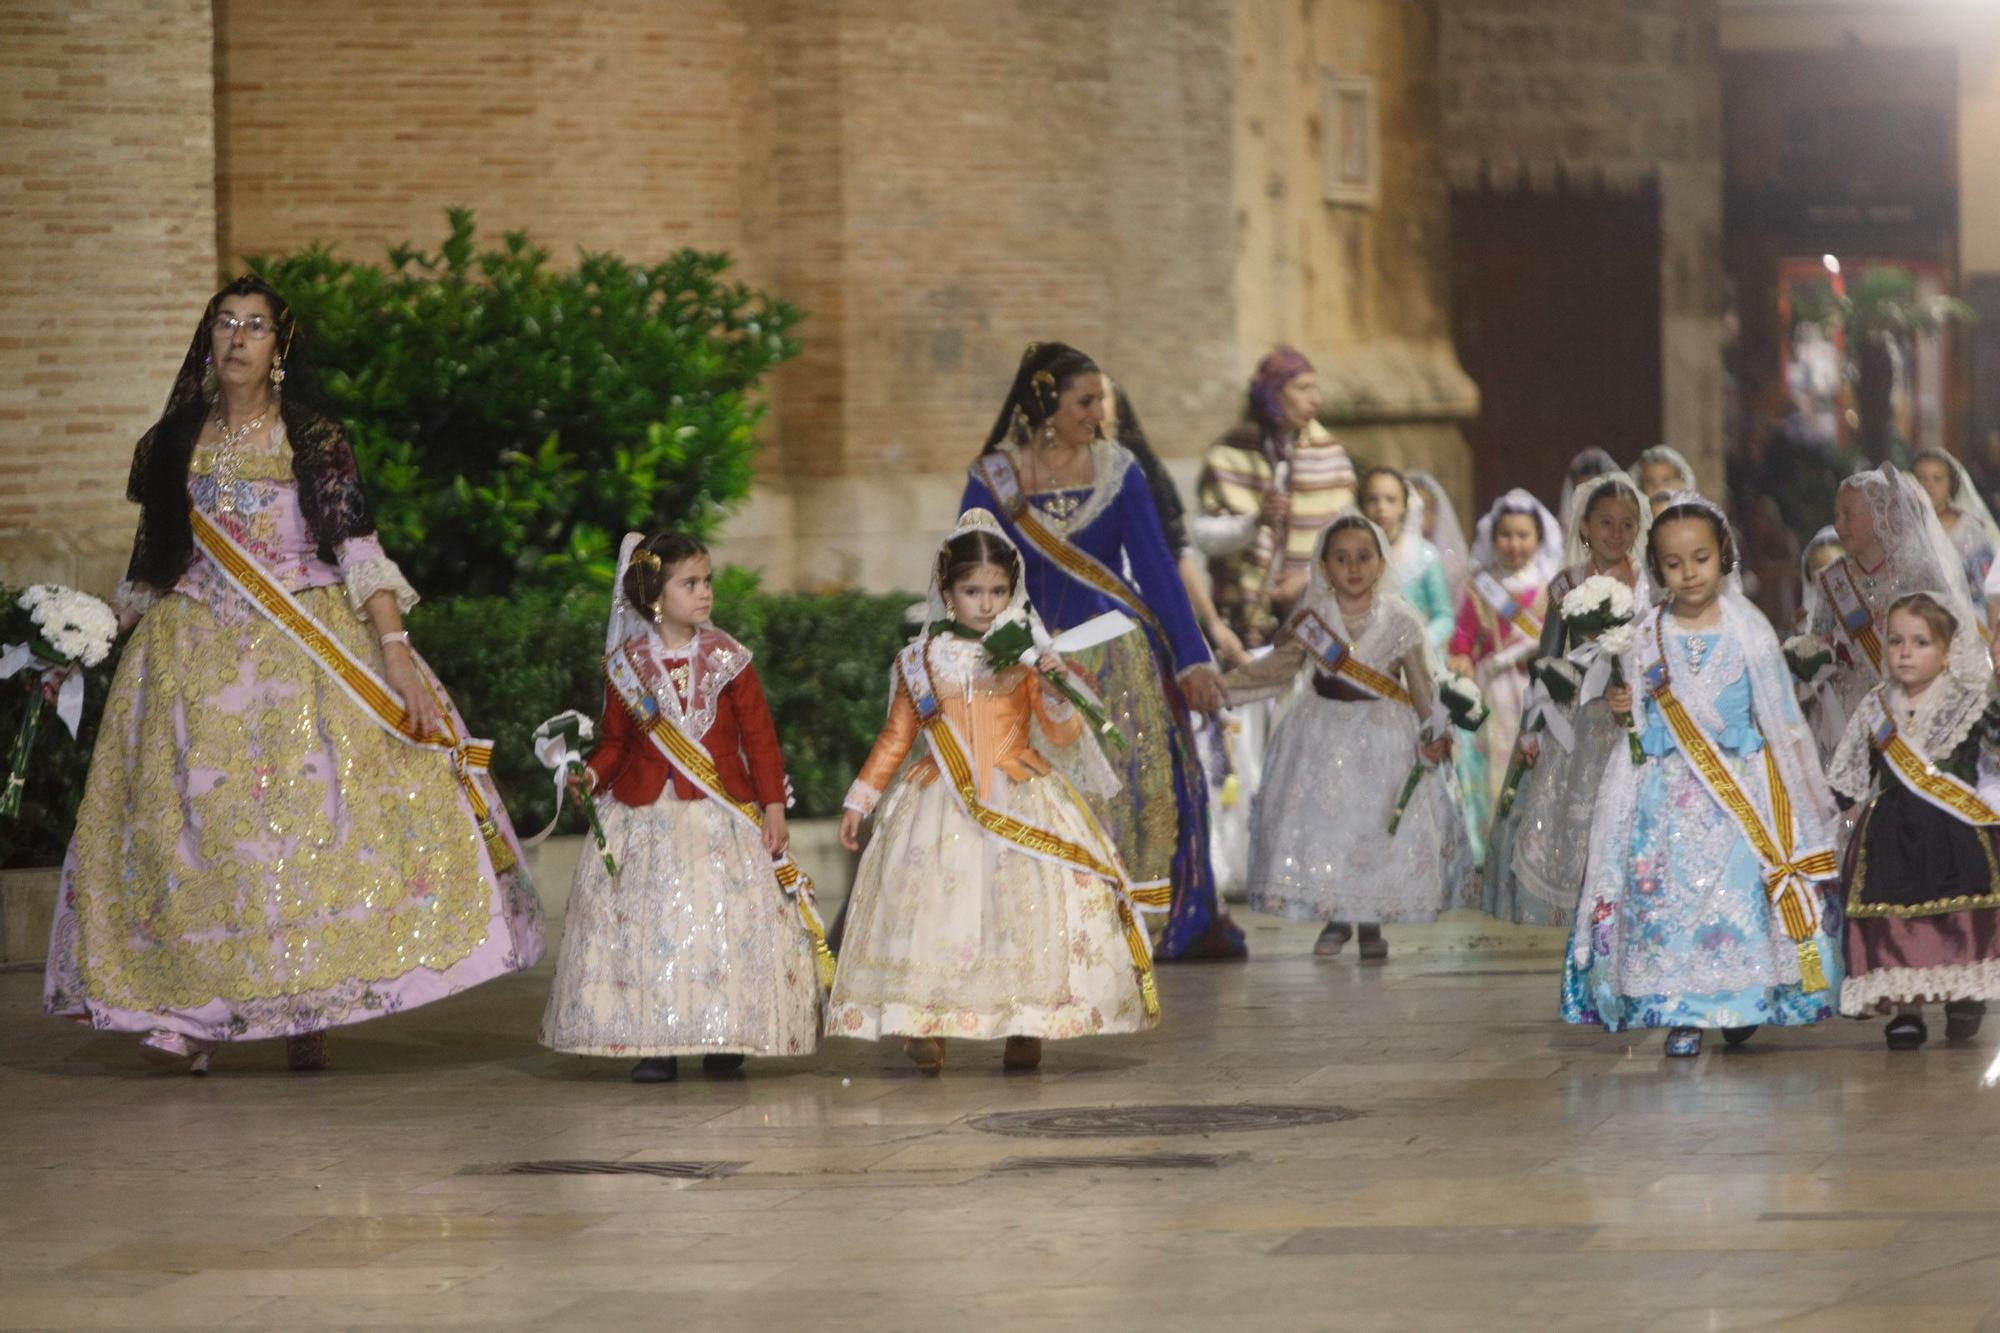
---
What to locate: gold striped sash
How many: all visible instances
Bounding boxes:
[189,506,514,873]
[1819,562,1882,675]
[974,453,1170,647]
[1473,569,1545,642]
[1291,610,1412,707]
[1641,611,1832,991]
[1870,713,2000,826]
[606,643,835,989]
[899,639,1161,1017]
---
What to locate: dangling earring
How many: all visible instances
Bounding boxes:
[1042,423,1056,443]
[201,354,218,400]
[269,355,285,387]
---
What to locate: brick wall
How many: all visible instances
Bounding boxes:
[0,0,217,592]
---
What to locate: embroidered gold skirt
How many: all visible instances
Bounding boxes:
[42,588,543,1043]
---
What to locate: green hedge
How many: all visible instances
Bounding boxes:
[1,577,914,868]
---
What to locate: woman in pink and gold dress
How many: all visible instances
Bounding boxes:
[43,277,542,1074]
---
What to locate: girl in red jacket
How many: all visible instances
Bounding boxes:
[539,532,823,1082]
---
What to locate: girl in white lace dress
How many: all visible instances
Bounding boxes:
[1223,513,1461,960]
[540,533,822,1083]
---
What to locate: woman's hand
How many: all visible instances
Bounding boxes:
[383,644,444,739]
[1604,685,1633,715]
[1260,491,1292,526]
[838,807,865,853]
[1036,651,1063,675]
[1181,665,1226,715]
[1420,735,1453,765]
[762,804,790,857]
[1207,621,1249,670]
[1447,653,1475,678]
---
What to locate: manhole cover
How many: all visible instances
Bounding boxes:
[991,1152,1237,1173]
[460,1160,744,1179]
[967,1103,1357,1139]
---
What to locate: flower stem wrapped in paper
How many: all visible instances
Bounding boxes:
[1390,670,1487,835]
[981,608,1131,750]
[1495,656,1582,820]
[524,709,618,878]
[0,584,118,819]
[1559,574,1643,765]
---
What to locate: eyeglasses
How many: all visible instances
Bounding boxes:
[211,314,276,341]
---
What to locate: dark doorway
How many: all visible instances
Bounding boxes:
[1450,184,1664,514]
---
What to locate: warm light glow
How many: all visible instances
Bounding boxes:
[1823,254,1842,274]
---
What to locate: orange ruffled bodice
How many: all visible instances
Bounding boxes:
[850,646,1084,809]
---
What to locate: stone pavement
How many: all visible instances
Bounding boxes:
[4,911,1998,1332]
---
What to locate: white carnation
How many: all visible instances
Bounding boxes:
[1784,633,1831,658]
[19,584,118,668]
[992,607,1029,631]
[1596,624,1636,657]
[1561,574,1633,621]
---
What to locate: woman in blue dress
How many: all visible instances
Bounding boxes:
[959,343,1238,960]
[1563,494,1844,1057]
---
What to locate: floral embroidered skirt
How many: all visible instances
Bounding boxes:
[1561,749,1842,1031]
[1067,636,1178,891]
[540,797,821,1057]
[42,589,543,1045]
[827,769,1156,1042]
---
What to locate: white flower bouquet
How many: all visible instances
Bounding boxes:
[980,608,1125,749]
[1784,633,1836,687]
[527,710,617,877]
[0,584,120,818]
[1561,576,1643,765]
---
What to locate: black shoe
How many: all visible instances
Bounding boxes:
[630,1057,679,1083]
[1721,1025,1757,1048]
[1945,1000,1986,1043]
[702,1053,746,1076]
[1885,1015,1927,1051]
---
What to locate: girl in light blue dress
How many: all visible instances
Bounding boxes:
[1362,467,1454,655]
[1563,495,1844,1058]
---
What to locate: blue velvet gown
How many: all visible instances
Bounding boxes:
[961,447,1234,960]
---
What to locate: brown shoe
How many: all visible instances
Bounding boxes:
[903,1037,945,1074]
[285,1031,328,1072]
[1002,1036,1043,1071]
[1356,925,1388,962]
[1314,923,1352,957]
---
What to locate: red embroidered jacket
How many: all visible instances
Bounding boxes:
[587,631,788,810]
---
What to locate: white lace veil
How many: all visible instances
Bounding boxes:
[1472,488,1563,588]
[1293,508,1436,700]
[607,532,654,654]
[1557,447,1623,535]
[1805,464,1986,687]
[1408,471,1470,603]
[1918,449,2000,563]
[1563,472,1653,573]
[1629,445,1697,503]
[1580,492,1837,976]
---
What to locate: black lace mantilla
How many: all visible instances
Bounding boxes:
[125,279,379,589]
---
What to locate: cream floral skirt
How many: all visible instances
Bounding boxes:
[827,770,1155,1042]
[540,796,822,1058]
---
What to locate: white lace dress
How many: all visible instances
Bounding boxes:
[539,633,822,1059]
[1224,597,1466,924]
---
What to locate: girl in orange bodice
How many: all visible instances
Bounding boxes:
[828,511,1159,1073]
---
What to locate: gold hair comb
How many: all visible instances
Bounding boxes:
[631,549,662,571]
